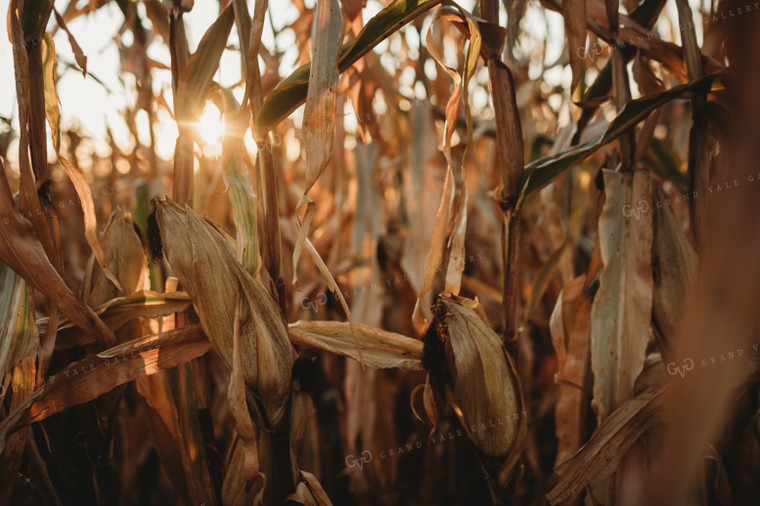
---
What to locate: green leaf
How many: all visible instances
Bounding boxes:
[255,0,443,136]
[525,241,568,322]
[640,137,688,190]
[0,263,36,380]
[209,84,259,276]
[174,5,235,123]
[517,72,725,208]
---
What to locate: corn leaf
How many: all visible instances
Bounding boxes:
[0,165,115,346]
[40,33,61,152]
[517,72,725,207]
[546,387,663,504]
[255,0,442,136]
[0,324,211,456]
[288,320,423,370]
[174,4,235,122]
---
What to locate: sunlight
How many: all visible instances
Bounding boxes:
[155,115,179,160]
[198,104,224,146]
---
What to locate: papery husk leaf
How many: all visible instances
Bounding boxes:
[149,198,293,426]
[286,470,333,505]
[549,274,592,467]
[82,208,147,307]
[288,320,423,370]
[651,186,697,348]
[302,0,343,194]
[58,155,125,294]
[424,295,527,494]
[590,169,653,421]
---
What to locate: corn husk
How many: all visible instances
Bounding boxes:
[81,208,149,308]
[423,295,527,499]
[148,197,294,426]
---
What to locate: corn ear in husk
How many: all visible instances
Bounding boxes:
[148,197,294,426]
[423,295,527,501]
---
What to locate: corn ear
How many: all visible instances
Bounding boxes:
[423,295,527,499]
[148,197,294,426]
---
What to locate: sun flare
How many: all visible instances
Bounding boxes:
[198,104,224,146]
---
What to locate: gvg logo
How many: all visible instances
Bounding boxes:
[345,450,373,471]
[666,358,695,378]
[622,199,650,220]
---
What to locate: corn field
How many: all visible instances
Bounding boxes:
[0,0,759,504]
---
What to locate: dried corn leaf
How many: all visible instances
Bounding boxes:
[57,156,125,293]
[292,196,365,367]
[287,470,333,505]
[590,169,653,420]
[288,320,423,370]
[564,0,586,93]
[255,0,442,135]
[82,208,147,306]
[549,274,592,467]
[52,291,191,349]
[546,387,663,504]
[302,0,343,194]
[412,8,481,330]
[175,4,234,122]
[0,263,36,380]
[41,34,61,152]
[211,84,260,274]
[0,324,211,455]
[518,72,725,205]
[526,240,568,322]
[135,371,194,505]
[52,6,86,75]
[651,186,697,348]
[0,165,115,346]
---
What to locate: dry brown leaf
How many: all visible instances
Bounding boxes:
[302,0,343,194]
[589,168,654,502]
[546,387,663,504]
[81,207,147,305]
[590,169,653,421]
[288,320,423,369]
[0,324,211,456]
[549,274,592,467]
[287,470,333,505]
[53,291,191,349]
[52,6,87,76]
[651,186,697,349]
[0,166,115,346]
[564,0,586,93]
